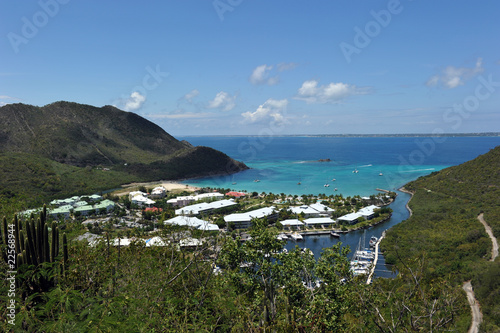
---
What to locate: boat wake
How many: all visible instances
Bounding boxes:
[399,168,435,173]
[359,164,373,168]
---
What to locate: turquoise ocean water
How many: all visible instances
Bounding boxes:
[178,136,500,197]
[176,136,500,278]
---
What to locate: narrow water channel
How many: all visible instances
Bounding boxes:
[283,190,411,279]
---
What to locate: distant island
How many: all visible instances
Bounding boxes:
[187,132,500,138]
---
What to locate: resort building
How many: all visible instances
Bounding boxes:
[131,193,155,207]
[195,192,224,201]
[224,206,277,229]
[309,203,335,216]
[358,205,380,219]
[165,216,219,231]
[94,199,115,213]
[74,205,95,216]
[167,192,224,207]
[303,217,335,229]
[225,191,246,198]
[289,203,335,218]
[289,205,321,218]
[175,199,237,216]
[50,197,78,207]
[48,206,72,219]
[337,212,363,224]
[88,194,103,202]
[279,219,304,230]
[150,186,167,199]
[167,195,195,207]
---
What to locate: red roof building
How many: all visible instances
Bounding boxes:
[225,191,246,198]
[144,207,163,213]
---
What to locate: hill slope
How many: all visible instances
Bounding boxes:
[0,101,248,212]
[382,146,500,331]
[1,101,198,165]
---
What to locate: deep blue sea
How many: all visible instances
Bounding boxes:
[176,136,500,279]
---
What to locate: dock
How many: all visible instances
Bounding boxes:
[366,230,385,284]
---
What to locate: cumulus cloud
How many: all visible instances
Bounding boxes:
[277,62,298,72]
[146,112,213,119]
[426,58,484,89]
[207,91,236,111]
[183,89,199,102]
[249,64,279,85]
[241,98,288,124]
[295,80,369,104]
[123,91,146,111]
[0,95,19,106]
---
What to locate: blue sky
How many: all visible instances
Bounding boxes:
[1,0,499,136]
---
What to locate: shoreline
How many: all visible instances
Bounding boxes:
[112,180,201,197]
[397,186,414,217]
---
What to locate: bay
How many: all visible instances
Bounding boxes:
[177,136,500,279]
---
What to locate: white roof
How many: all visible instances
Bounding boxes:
[358,205,379,215]
[132,196,156,205]
[304,217,335,225]
[280,219,304,226]
[145,236,169,247]
[180,237,204,247]
[338,212,362,221]
[129,191,147,197]
[224,206,276,223]
[165,216,219,231]
[309,203,335,213]
[195,192,223,200]
[289,205,319,215]
[175,199,236,215]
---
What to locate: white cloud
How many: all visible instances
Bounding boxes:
[277,62,298,72]
[207,91,236,111]
[241,98,288,124]
[0,95,20,106]
[146,112,213,119]
[249,64,279,85]
[426,58,484,89]
[123,91,146,111]
[295,80,369,104]
[183,89,199,102]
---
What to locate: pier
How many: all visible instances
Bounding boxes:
[366,230,386,284]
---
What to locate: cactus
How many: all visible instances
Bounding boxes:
[14,215,21,255]
[43,224,50,263]
[62,232,68,272]
[51,222,57,262]
[2,217,7,245]
[4,209,68,270]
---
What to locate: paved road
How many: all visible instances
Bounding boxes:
[463,281,482,333]
[477,213,498,261]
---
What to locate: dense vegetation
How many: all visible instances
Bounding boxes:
[382,146,500,331]
[1,117,499,331]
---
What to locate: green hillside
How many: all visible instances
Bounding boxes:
[381,146,500,331]
[0,102,248,214]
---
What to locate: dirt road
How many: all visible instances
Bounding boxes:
[477,213,498,261]
[463,281,483,333]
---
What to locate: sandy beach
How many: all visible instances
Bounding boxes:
[111,180,201,197]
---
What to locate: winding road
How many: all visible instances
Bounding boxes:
[462,213,498,333]
[463,281,483,333]
[477,213,498,261]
